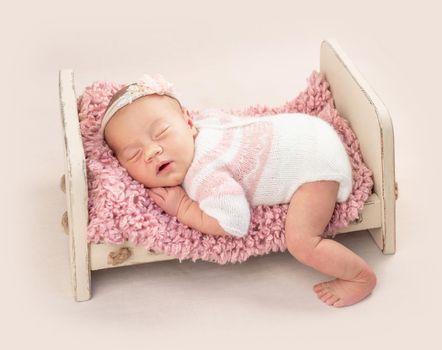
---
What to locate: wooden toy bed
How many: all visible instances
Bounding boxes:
[59,39,398,301]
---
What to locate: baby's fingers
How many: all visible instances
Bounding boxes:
[147,188,165,202]
[149,187,167,197]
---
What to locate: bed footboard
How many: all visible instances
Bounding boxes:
[320,39,397,254]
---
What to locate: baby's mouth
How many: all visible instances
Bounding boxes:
[157,161,173,174]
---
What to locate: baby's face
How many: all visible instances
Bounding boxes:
[104,94,198,188]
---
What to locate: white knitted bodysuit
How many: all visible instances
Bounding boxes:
[182,109,353,237]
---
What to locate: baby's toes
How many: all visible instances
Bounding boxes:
[320,292,334,303]
[313,282,328,293]
[332,298,345,307]
[314,287,328,298]
[325,294,341,306]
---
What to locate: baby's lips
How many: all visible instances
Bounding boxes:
[156,160,172,174]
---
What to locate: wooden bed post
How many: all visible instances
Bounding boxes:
[320,39,397,254]
[59,69,92,301]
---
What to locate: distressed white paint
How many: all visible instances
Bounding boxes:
[59,70,92,301]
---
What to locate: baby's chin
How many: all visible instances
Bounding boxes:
[140,174,183,188]
[163,174,185,187]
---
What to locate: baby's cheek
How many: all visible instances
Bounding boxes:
[132,165,155,186]
[129,165,142,179]
[121,163,136,180]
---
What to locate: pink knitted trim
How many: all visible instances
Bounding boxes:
[77,71,373,264]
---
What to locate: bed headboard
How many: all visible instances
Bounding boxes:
[59,69,91,300]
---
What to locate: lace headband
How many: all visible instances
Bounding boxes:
[100,74,181,136]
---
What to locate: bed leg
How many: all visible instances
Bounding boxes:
[368,228,387,253]
[369,227,394,254]
[62,199,91,301]
[69,230,92,301]
[368,181,397,255]
[61,207,91,300]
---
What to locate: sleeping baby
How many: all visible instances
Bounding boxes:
[101,74,377,308]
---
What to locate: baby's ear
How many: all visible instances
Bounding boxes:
[183,107,193,123]
[182,107,190,116]
[183,109,197,136]
[187,115,195,128]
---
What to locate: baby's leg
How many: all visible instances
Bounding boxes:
[285,180,377,307]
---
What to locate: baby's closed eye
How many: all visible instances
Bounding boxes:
[154,125,170,139]
[128,150,141,161]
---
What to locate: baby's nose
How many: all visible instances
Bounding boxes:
[144,145,163,162]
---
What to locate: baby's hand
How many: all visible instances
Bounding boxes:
[147,186,188,217]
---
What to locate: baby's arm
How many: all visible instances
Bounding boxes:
[147,186,228,236]
[177,196,229,236]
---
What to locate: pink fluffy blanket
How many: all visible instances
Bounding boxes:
[78,71,373,264]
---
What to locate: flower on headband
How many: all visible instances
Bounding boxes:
[128,73,175,96]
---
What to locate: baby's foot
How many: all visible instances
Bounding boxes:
[313,266,377,307]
